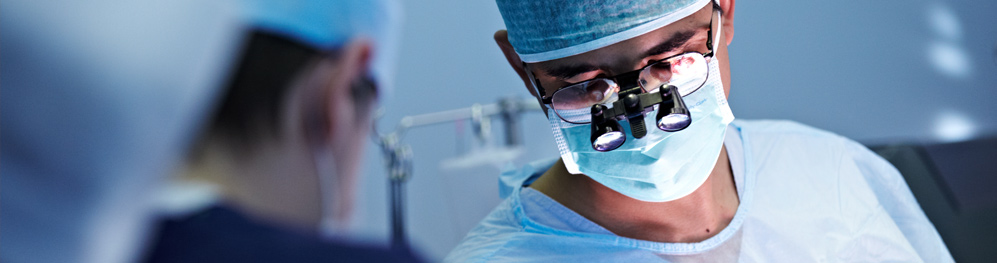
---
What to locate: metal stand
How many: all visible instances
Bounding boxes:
[372,97,541,249]
[375,130,412,250]
[390,176,406,249]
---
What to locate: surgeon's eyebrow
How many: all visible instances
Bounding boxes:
[541,30,701,80]
[642,30,697,58]
[541,64,601,80]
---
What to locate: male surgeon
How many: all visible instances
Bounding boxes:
[446,0,954,262]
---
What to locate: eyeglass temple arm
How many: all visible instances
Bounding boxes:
[521,62,552,115]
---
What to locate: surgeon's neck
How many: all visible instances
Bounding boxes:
[181,139,324,233]
[529,146,738,243]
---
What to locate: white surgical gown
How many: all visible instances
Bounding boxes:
[445,120,953,262]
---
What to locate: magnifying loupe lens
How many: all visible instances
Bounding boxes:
[593,131,626,151]
[657,113,691,132]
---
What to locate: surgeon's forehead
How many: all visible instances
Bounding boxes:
[531,3,714,75]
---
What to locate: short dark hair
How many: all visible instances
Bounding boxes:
[205,31,321,149]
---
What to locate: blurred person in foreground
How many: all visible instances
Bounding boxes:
[140,0,423,262]
[2,0,419,262]
[446,0,954,262]
[1,0,244,262]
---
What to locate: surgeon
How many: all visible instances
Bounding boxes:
[446,0,954,262]
[140,0,423,262]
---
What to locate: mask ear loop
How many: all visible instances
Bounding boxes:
[300,76,346,239]
[312,145,348,239]
[710,8,723,60]
[306,108,349,240]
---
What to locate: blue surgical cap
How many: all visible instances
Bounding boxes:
[497,0,714,62]
[242,0,401,95]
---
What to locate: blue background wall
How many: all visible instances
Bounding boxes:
[349,1,997,261]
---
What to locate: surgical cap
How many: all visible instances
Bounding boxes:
[496,0,715,62]
[243,0,401,96]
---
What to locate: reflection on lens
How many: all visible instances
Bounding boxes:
[593,131,626,151]
[553,79,617,110]
[588,90,605,103]
[553,78,618,124]
[641,62,672,92]
[657,113,691,131]
[672,56,695,70]
[640,53,708,96]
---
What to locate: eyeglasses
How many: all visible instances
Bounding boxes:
[543,52,711,124]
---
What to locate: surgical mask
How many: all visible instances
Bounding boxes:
[547,14,733,202]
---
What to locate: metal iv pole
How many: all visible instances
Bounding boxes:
[372,97,541,250]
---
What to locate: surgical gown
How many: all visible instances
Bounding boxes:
[445,120,953,262]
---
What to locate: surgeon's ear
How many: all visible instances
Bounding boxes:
[494,30,539,98]
[717,0,735,45]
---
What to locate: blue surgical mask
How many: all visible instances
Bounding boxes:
[547,15,734,202]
